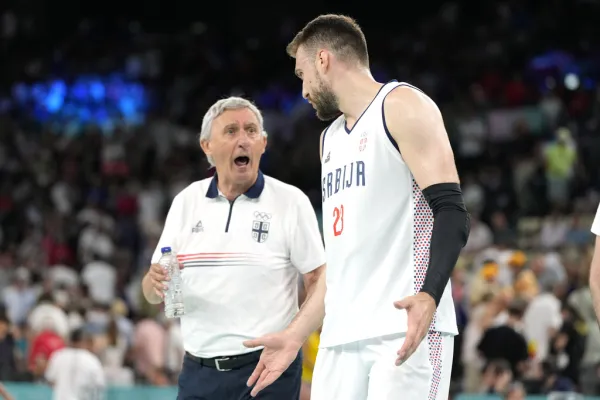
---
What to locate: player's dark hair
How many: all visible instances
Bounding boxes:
[286,14,369,66]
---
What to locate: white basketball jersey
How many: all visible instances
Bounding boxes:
[319,81,458,348]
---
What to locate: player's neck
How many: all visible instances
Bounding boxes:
[334,70,383,128]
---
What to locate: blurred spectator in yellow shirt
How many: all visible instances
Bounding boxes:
[300,330,320,400]
[543,127,577,208]
[470,260,502,306]
[508,251,540,301]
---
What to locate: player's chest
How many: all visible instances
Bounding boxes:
[321,130,374,203]
[323,129,371,163]
[177,199,287,253]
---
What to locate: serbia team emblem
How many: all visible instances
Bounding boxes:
[252,211,271,243]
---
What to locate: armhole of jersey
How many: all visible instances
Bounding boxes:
[381,83,426,161]
[321,124,331,161]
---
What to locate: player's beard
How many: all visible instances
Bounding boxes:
[312,77,340,121]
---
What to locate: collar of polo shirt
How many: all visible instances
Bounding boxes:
[205,170,266,199]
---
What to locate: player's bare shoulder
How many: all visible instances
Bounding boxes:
[383,85,447,144]
[382,84,457,186]
[384,85,442,128]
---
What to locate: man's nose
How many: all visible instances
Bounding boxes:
[237,131,252,146]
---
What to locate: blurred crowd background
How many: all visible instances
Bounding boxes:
[1,0,600,399]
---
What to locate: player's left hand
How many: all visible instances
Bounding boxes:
[243,331,303,397]
[393,292,436,366]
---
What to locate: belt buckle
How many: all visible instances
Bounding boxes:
[215,357,231,371]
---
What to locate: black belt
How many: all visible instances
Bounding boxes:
[185,350,262,371]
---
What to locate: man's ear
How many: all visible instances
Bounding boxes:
[316,49,331,74]
[200,139,211,158]
[260,134,267,155]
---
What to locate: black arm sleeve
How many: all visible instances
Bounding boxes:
[419,182,470,306]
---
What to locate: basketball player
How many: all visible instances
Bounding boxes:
[243,14,469,400]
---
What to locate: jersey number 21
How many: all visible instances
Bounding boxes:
[333,205,344,236]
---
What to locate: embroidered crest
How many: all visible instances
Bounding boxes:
[252,211,271,243]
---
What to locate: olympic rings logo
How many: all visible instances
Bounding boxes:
[254,211,272,220]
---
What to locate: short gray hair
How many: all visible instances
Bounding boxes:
[199,96,267,166]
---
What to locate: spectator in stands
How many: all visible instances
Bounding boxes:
[565,214,594,246]
[463,217,494,254]
[45,328,105,400]
[0,313,16,382]
[543,128,577,208]
[531,252,567,294]
[522,281,563,364]
[28,327,65,381]
[527,361,576,394]
[27,293,69,340]
[2,267,37,326]
[512,258,540,301]
[478,298,530,378]
[132,314,168,385]
[480,359,514,395]
[496,250,528,289]
[548,303,586,386]
[99,310,133,386]
[462,292,495,393]
[539,210,570,249]
[300,329,320,400]
[470,260,502,305]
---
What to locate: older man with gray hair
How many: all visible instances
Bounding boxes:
[141,96,326,400]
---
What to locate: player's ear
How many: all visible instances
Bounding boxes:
[317,49,330,73]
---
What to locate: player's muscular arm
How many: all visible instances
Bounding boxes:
[288,265,326,340]
[303,265,324,298]
[286,127,329,334]
[384,86,458,187]
[590,236,600,323]
[285,129,328,339]
[384,86,470,306]
[243,265,326,396]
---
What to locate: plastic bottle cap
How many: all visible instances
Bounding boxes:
[161,247,172,254]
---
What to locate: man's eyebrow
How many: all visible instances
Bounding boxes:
[223,122,239,130]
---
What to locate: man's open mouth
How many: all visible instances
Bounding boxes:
[234,156,250,166]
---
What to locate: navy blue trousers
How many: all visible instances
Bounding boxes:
[177,351,302,400]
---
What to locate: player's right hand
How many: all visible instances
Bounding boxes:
[243,331,303,397]
[147,262,184,300]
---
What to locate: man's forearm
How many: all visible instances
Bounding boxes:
[286,270,326,342]
[142,273,162,304]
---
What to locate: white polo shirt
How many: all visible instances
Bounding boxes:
[152,171,325,358]
[593,204,600,235]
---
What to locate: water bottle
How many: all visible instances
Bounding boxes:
[159,246,185,318]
